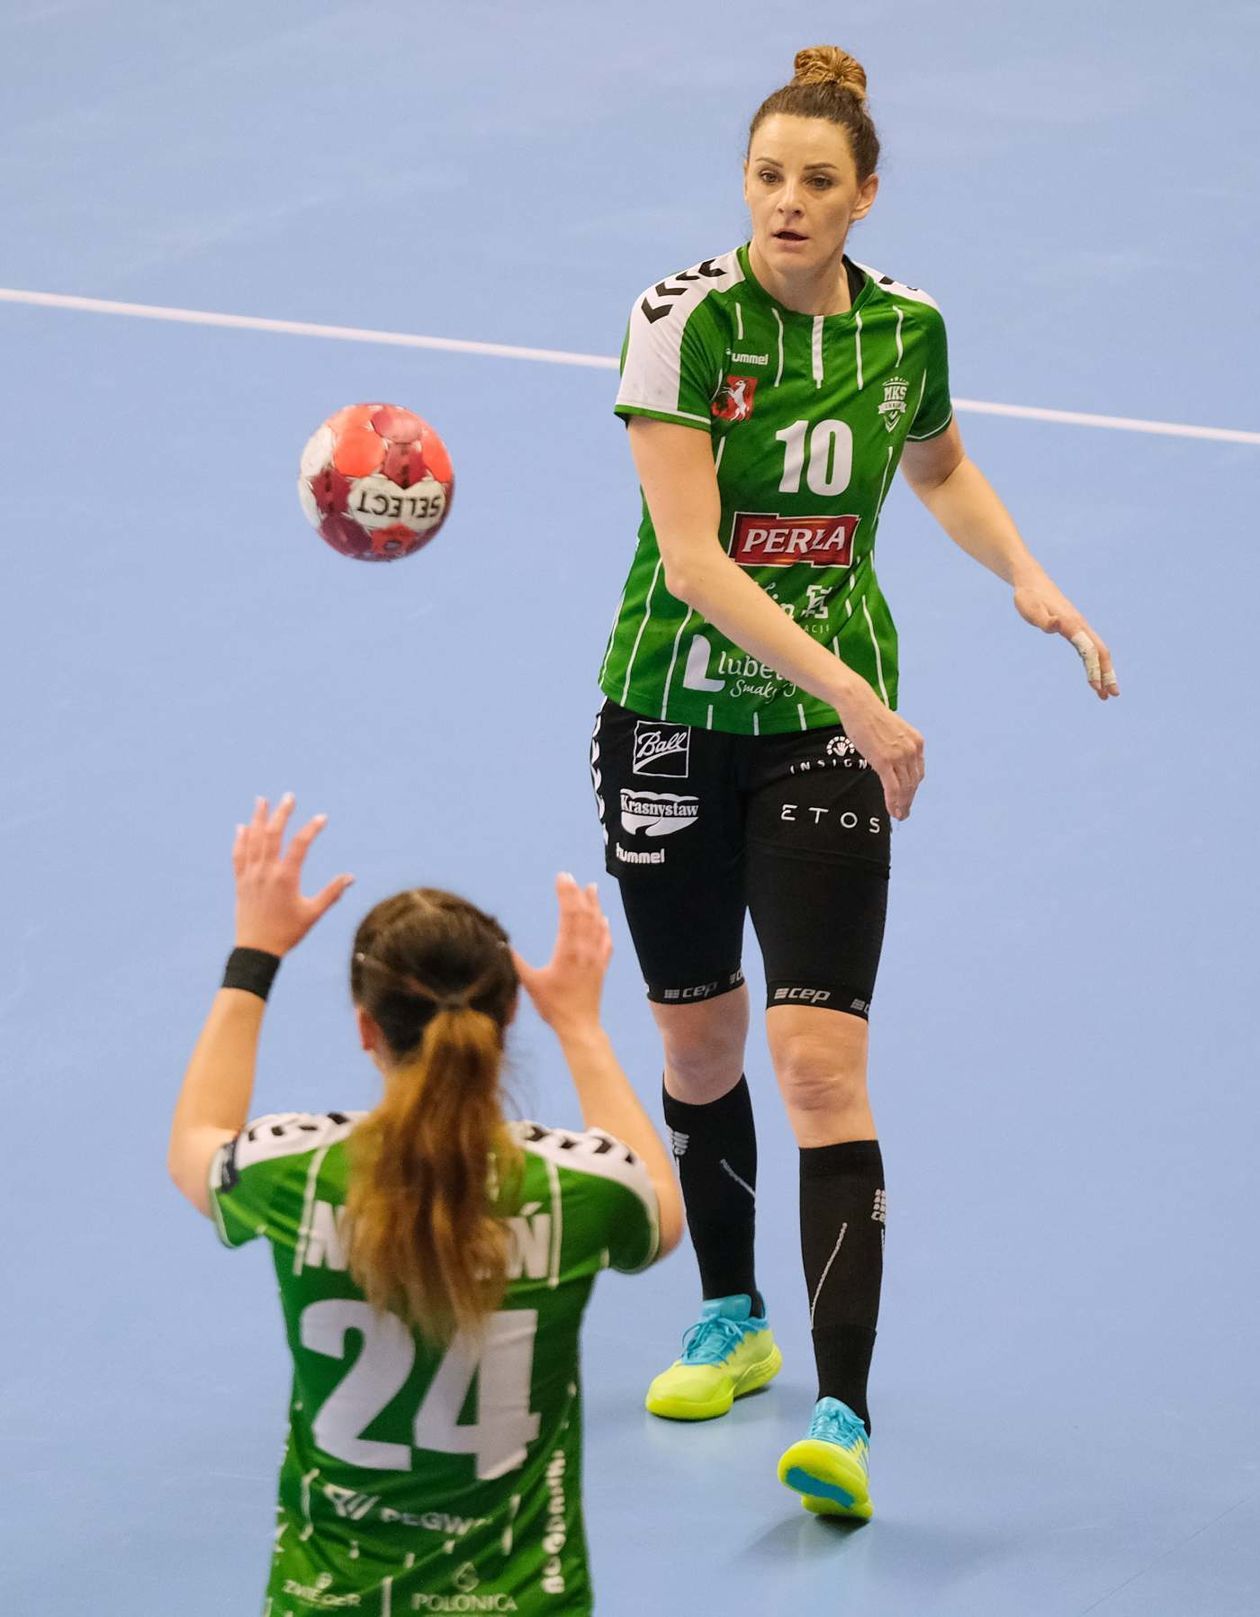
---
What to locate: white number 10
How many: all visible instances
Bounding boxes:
[300,1300,541,1481]
[774,418,853,496]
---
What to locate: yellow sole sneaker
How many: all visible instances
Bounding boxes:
[778,1399,873,1519]
[645,1339,783,1421]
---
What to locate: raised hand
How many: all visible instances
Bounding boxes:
[512,874,613,1036]
[1013,572,1119,700]
[232,795,355,956]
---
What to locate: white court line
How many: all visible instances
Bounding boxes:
[0,286,616,371]
[2,285,1258,446]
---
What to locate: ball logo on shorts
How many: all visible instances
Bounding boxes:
[620,790,699,838]
[632,721,690,778]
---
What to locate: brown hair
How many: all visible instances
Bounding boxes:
[345,889,521,1343]
[748,47,880,182]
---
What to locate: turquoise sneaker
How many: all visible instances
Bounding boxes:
[778,1397,873,1519]
[645,1295,782,1421]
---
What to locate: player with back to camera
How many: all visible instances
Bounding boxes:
[593,46,1118,1519]
[168,795,683,1616]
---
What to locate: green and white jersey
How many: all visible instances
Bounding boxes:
[599,244,953,734]
[210,1112,659,1617]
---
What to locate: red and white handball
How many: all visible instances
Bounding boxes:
[298,403,454,561]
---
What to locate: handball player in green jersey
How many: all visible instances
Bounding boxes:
[592,45,1118,1519]
[169,795,683,1614]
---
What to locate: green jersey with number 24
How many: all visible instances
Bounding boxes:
[599,243,953,734]
[210,1112,659,1617]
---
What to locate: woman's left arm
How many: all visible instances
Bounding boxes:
[900,422,1119,700]
[167,795,354,1216]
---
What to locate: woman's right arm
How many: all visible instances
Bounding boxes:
[512,875,684,1256]
[628,416,925,820]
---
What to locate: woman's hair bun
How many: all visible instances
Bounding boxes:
[792,45,868,104]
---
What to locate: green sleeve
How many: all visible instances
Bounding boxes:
[599,1176,659,1274]
[907,305,954,441]
[571,1129,661,1274]
[209,1133,278,1248]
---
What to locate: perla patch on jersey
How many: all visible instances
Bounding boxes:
[216,1111,362,1191]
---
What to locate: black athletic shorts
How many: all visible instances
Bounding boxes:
[590,699,890,1019]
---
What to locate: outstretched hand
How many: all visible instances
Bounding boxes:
[233,794,355,956]
[512,873,612,1036]
[1014,573,1119,700]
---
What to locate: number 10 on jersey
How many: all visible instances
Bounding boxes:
[775,419,854,497]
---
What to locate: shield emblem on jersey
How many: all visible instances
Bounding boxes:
[711,375,758,422]
[879,374,910,433]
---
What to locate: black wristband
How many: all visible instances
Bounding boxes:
[222,947,282,1000]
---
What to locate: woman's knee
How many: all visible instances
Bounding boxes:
[654,987,749,1100]
[770,1016,869,1118]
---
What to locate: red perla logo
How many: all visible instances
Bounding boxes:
[729,512,860,568]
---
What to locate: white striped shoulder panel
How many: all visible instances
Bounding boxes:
[511,1119,657,1208]
[229,1111,363,1174]
[616,248,744,424]
[854,262,942,312]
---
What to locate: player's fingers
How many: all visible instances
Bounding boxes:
[285,813,328,870]
[231,824,247,877]
[310,873,355,920]
[578,882,604,935]
[509,949,540,997]
[1069,629,1102,692]
[1086,630,1119,699]
[553,872,585,942]
[266,792,296,855]
[894,765,914,820]
[241,798,269,866]
[880,771,906,823]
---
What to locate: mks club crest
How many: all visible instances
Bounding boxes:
[879,374,910,433]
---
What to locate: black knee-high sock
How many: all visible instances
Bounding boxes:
[800,1139,885,1432]
[662,1077,762,1313]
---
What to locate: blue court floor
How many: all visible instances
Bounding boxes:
[2,4,1258,1614]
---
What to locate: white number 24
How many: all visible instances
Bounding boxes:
[299,1300,541,1481]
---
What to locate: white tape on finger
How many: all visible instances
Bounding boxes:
[1070,630,1101,685]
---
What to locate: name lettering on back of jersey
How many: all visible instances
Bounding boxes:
[506,1202,552,1281]
[729,512,860,569]
[304,1200,352,1272]
[300,1193,559,1285]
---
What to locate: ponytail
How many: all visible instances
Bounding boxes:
[345,890,521,1343]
